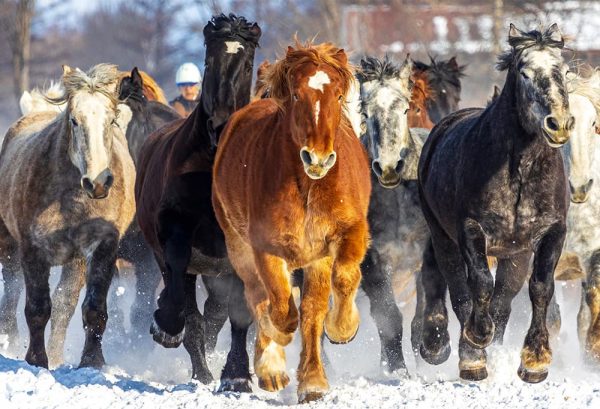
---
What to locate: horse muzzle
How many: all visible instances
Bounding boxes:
[570,179,593,204]
[300,147,336,180]
[372,160,402,189]
[81,169,114,199]
[541,114,574,147]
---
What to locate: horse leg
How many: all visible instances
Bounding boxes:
[0,243,22,352]
[152,216,194,348]
[130,238,161,340]
[21,246,51,368]
[419,238,451,365]
[253,251,298,345]
[582,250,600,363]
[324,222,367,344]
[202,274,231,353]
[79,236,119,368]
[458,219,495,349]
[218,273,253,393]
[106,264,127,343]
[361,249,406,373]
[182,274,213,383]
[296,258,332,403]
[48,259,85,367]
[489,254,531,344]
[518,223,566,383]
[410,268,425,360]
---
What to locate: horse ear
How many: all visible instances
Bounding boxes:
[131,67,143,88]
[447,56,459,70]
[547,23,563,43]
[286,46,295,55]
[333,49,348,65]
[399,54,413,81]
[492,85,501,100]
[508,23,524,42]
[20,91,32,115]
[62,65,72,76]
[249,22,262,39]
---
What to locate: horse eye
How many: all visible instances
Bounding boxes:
[520,71,530,80]
[70,117,78,127]
[404,108,409,114]
[293,93,299,101]
[338,95,343,102]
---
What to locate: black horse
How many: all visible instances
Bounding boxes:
[414,56,465,123]
[134,14,261,391]
[417,24,573,383]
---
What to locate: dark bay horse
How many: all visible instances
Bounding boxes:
[418,24,573,383]
[414,56,465,123]
[0,64,136,368]
[212,41,371,403]
[134,14,261,390]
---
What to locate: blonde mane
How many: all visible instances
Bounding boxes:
[119,70,168,104]
[20,82,66,115]
[568,67,600,119]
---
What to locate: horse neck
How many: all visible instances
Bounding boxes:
[178,96,211,150]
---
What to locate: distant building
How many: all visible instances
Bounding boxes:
[341,1,600,57]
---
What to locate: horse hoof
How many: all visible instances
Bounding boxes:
[460,366,488,381]
[325,324,359,345]
[258,372,290,392]
[517,365,548,383]
[150,318,184,348]
[463,321,495,349]
[298,390,326,404]
[420,341,451,365]
[218,377,253,393]
[192,369,214,384]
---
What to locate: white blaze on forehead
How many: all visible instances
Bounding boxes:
[375,86,397,111]
[314,100,320,126]
[225,41,244,54]
[522,50,562,74]
[72,93,111,180]
[308,70,330,91]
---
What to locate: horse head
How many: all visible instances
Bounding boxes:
[267,41,354,180]
[51,63,122,199]
[201,13,261,147]
[497,23,573,147]
[564,68,600,203]
[357,55,413,188]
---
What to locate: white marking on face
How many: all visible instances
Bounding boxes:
[225,41,244,54]
[375,86,396,111]
[314,100,320,126]
[72,93,111,180]
[308,70,330,92]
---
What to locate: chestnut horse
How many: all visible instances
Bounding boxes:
[212,41,371,403]
[408,69,435,129]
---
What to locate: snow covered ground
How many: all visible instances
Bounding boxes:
[1,269,600,408]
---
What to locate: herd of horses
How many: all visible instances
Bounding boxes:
[0,13,600,404]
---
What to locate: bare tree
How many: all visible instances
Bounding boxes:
[0,0,35,105]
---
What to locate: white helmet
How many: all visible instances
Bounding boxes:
[176,62,201,85]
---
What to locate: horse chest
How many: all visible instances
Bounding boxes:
[566,194,600,260]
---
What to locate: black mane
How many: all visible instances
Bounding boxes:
[203,13,261,45]
[357,56,401,83]
[416,56,466,89]
[496,25,565,71]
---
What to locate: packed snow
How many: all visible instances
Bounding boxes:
[1,267,599,408]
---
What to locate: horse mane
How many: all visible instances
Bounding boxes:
[411,69,435,104]
[357,55,404,83]
[46,63,120,107]
[266,40,354,109]
[204,13,261,45]
[496,25,565,71]
[568,66,600,118]
[20,82,65,114]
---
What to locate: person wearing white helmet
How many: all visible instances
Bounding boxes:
[169,62,202,117]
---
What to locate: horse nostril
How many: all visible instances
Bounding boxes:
[566,115,576,131]
[395,160,404,174]
[585,178,594,193]
[545,116,560,132]
[372,160,383,177]
[324,152,337,168]
[82,177,94,193]
[104,173,114,189]
[300,148,313,166]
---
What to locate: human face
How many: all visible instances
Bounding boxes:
[178,83,200,100]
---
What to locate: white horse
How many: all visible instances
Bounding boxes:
[19,82,66,115]
[562,67,600,364]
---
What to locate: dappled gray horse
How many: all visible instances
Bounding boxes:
[0,64,135,368]
[357,55,430,373]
